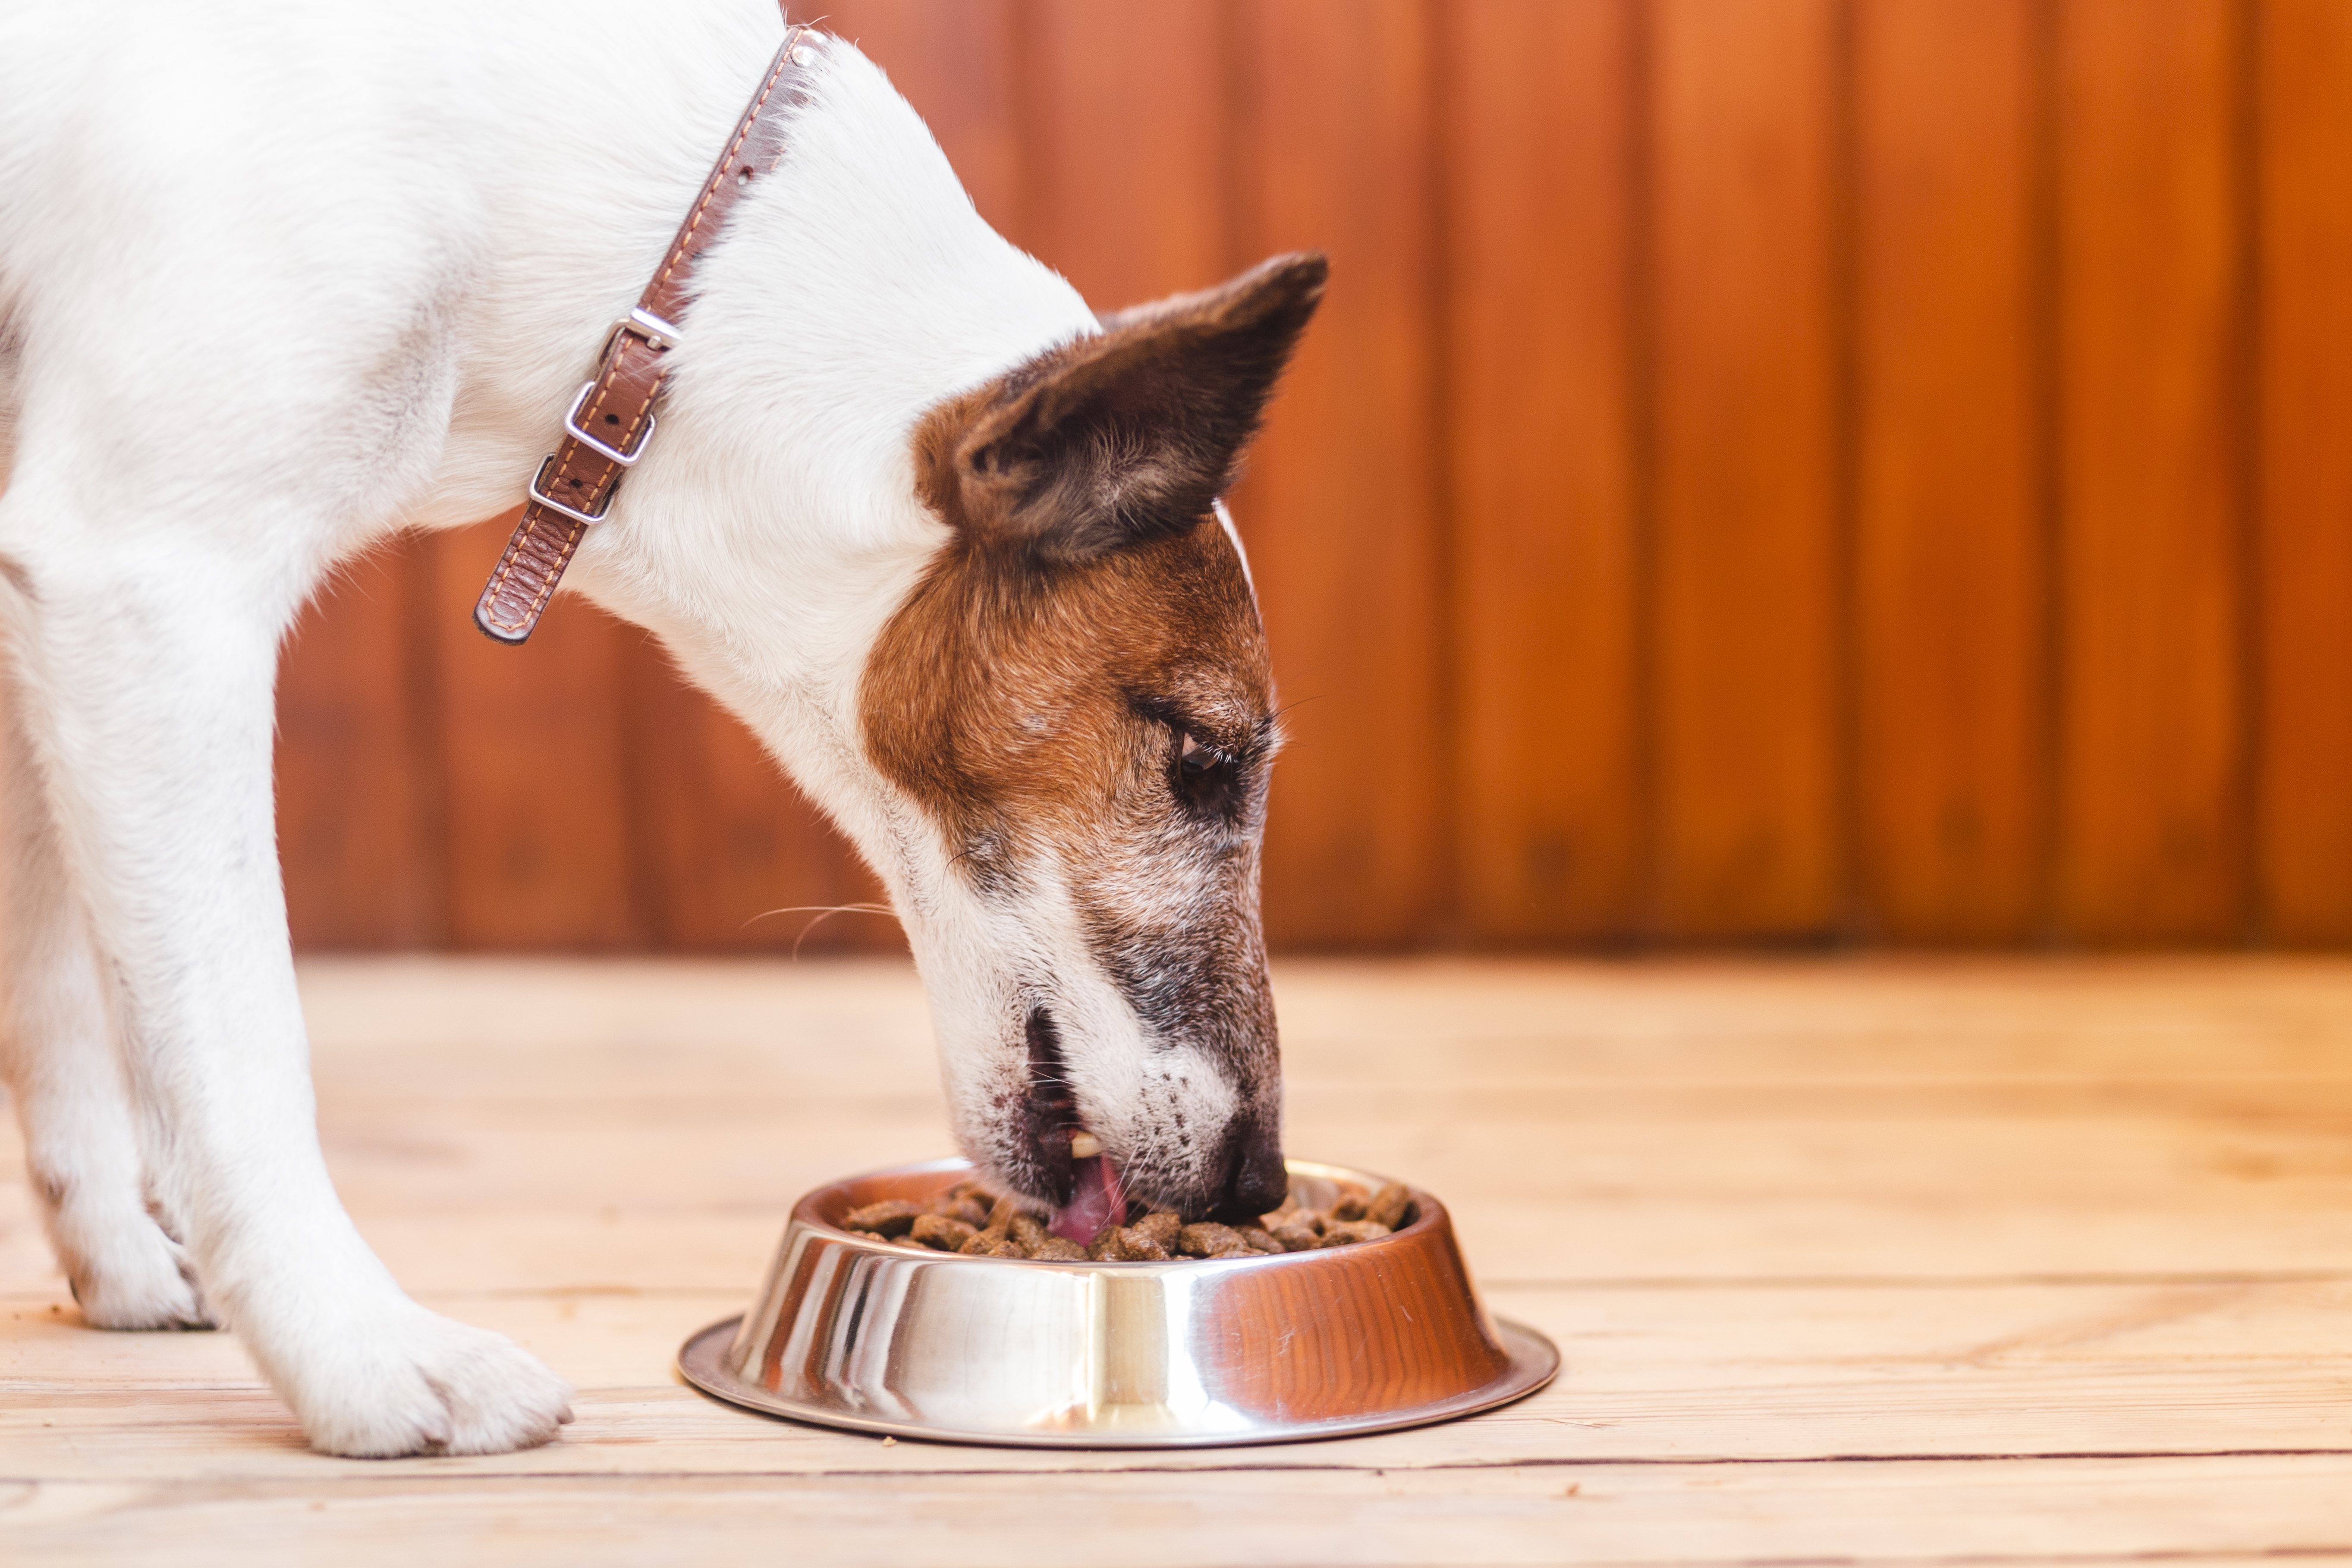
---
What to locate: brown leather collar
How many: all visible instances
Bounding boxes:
[475,22,816,644]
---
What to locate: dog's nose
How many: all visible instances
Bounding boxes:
[1209,1107,1287,1222]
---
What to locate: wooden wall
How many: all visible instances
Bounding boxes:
[276,0,2352,953]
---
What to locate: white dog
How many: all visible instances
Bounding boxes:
[0,0,1322,1455]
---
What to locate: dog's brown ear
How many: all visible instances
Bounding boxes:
[918,251,1327,563]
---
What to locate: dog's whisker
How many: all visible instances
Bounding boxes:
[742,902,897,926]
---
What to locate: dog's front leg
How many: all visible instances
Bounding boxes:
[0,658,209,1329]
[13,560,571,1457]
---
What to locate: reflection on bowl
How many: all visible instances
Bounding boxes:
[677,1158,1557,1447]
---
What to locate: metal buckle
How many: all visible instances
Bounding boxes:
[527,453,614,528]
[602,306,683,356]
[563,380,657,467]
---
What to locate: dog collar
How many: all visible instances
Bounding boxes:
[474,21,817,644]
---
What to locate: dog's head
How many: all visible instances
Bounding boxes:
[858,252,1325,1226]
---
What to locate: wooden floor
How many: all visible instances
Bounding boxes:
[6,957,2352,1565]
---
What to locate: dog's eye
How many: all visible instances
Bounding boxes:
[1172,729,1241,816]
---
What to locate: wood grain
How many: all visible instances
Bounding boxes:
[1021,0,1229,306]
[10,956,2352,1562]
[813,0,1027,241]
[427,517,646,949]
[1447,0,1642,943]
[246,8,2352,956]
[624,657,898,955]
[2053,0,2250,943]
[275,536,443,948]
[1649,0,1843,939]
[15,1458,2352,1568]
[2257,0,2352,944]
[1232,0,1446,947]
[15,1280,2352,1474]
[1851,0,2045,943]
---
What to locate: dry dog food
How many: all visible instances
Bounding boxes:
[840,1177,1419,1262]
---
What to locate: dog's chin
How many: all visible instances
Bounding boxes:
[972,1117,1272,1238]
[962,1008,1249,1225]
[987,1128,1217,1219]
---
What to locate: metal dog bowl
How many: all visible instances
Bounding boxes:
[677,1157,1557,1447]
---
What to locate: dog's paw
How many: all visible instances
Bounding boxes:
[278,1308,575,1458]
[63,1213,214,1331]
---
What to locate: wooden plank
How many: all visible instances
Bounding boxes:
[2053,0,2250,943]
[11,1455,2352,1567]
[425,516,645,950]
[623,659,899,955]
[1232,0,1446,946]
[275,535,443,948]
[1447,0,1642,943]
[10,957,2352,1562]
[1850,0,2046,943]
[11,955,2344,1300]
[811,0,1026,243]
[13,1279,2352,1476]
[1649,0,1843,940]
[2258,0,2352,944]
[1021,0,1228,305]
[275,1082,2352,1293]
[282,953,2352,1084]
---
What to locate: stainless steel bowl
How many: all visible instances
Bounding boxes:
[677,1157,1557,1447]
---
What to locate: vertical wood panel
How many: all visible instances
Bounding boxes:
[813,0,1026,240]
[259,5,2338,955]
[277,537,443,948]
[1023,0,1229,305]
[429,517,645,950]
[1447,0,1641,943]
[2054,0,2249,942]
[1851,0,2045,942]
[2258,0,2352,943]
[626,660,899,955]
[1650,0,1843,940]
[1233,0,1445,947]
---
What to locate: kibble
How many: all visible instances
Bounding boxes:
[1176,1222,1245,1257]
[909,1213,976,1251]
[841,1199,924,1238]
[1367,1182,1414,1231]
[837,1175,1419,1262]
[940,1195,991,1229]
[957,1226,1023,1257]
[1270,1217,1322,1252]
[1091,1224,1170,1261]
[1130,1211,1182,1253]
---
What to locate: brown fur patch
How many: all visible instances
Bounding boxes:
[859,255,1321,1220]
[875,255,1321,883]
[860,512,1272,877]
[859,506,1282,1215]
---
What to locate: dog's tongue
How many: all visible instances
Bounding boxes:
[1050,1153,1126,1242]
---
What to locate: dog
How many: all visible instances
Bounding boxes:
[0,0,1323,1455]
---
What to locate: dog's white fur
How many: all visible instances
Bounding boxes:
[0,0,1236,1455]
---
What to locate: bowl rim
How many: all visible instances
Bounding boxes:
[679,1311,1561,1449]
[794,1154,1446,1267]
[683,1155,1561,1447]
